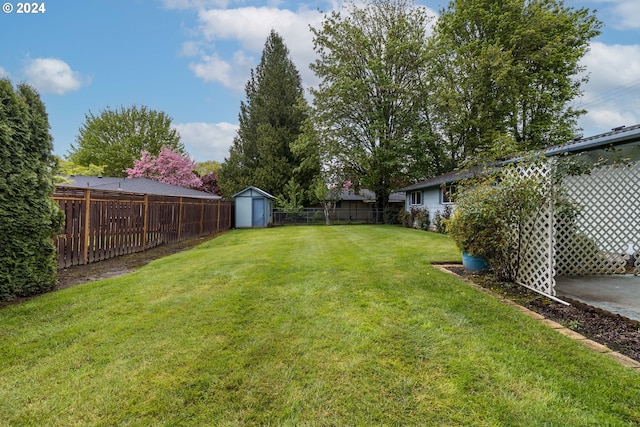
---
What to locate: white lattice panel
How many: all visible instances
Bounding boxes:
[511,159,640,298]
[558,162,640,276]
[508,162,556,295]
[516,203,556,295]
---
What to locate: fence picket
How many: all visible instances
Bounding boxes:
[53,187,233,269]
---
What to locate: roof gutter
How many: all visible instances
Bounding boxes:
[544,126,640,157]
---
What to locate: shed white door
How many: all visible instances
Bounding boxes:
[252,198,265,227]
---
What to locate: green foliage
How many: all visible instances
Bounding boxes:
[310,175,345,225]
[0,79,63,301]
[398,209,412,228]
[310,0,436,210]
[57,158,106,176]
[67,105,183,177]
[426,0,602,168]
[194,160,221,177]
[276,178,305,213]
[433,205,453,234]
[446,165,550,281]
[412,206,430,230]
[219,31,316,200]
[382,206,401,224]
[399,206,430,230]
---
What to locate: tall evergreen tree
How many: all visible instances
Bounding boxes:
[219,30,317,200]
[0,79,63,301]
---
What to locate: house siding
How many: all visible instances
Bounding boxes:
[406,188,449,224]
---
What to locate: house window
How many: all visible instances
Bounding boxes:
[441,183,456,204]
[410,191,422,205]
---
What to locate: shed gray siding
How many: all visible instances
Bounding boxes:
[233,186,275,228]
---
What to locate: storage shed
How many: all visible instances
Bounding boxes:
[233,186,275,228]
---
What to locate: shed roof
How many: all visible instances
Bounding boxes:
[232,186,276,199]
[59,175,220,199]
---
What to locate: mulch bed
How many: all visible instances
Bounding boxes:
[446,266,640,362]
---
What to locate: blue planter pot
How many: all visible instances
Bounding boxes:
[462,252,490,273]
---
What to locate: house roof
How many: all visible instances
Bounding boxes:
[232,186,276,199]
[402,124,640,191]
[340,189,405,203]
[59,175,221,199]
[541,123,640,157]
[400,169,480,192]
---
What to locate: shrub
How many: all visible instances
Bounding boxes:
[0,80,63,300]
[383,206,401,224]
[445,166,550,281]
[411,207,430,230]
[399,207,430,230]
[398,209,412,227]
[433,205,452,234]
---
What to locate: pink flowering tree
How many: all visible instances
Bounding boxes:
[126,146,202,189]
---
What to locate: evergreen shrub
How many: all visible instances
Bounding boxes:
[0,79,63,300]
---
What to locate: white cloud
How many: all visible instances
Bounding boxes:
[23,58,89,95]
[0,67,9,78]
[185,3,438,92]
[160,0,229,10]
[186,6,324,90]
[612,0,640,30]
[174,121,238,162]
[189,50,254,90]
[180,40,202,57]
[575,42,640,135]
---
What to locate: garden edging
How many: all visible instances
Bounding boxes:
[434,264,640,371]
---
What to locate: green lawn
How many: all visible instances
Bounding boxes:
[1,226,638,426]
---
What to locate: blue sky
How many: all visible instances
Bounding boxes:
[1,0,639,163]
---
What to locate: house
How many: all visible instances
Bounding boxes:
[401,124,640,306]
[333,188,405,221]
[400,169,478,226]
[59,175,221,199]
[232,186,275,228]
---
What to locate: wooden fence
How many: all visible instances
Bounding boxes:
[53,187,233,269]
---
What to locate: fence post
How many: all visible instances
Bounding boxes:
[216,199,221,232]
[142,194,148,251]
[177,197,183,242]
[200,199,205,236]
[83,189,90,265]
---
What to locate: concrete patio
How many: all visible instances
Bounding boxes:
[555,275,640,322]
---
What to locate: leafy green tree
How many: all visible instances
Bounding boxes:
[57,158,106,176]
[219,30,316,200]
[67,105,184,177]
[194,160,221,177]
[310,0,435,212]
[0,79,64,300]
[193,161,222,195]
[427,0,602,168]
[275,178,305,214]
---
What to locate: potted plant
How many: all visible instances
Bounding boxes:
[445,204,495,273]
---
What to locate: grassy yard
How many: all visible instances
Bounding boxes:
[1,226,638,426]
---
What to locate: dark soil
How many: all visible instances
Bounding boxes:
[447,266,640,362]
[56,234,223,290]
